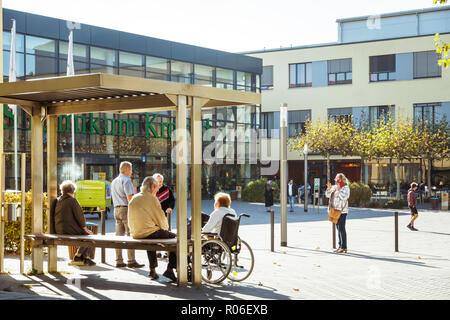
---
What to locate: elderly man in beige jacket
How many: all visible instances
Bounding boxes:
[128,176,177,282]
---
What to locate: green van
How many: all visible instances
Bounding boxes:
[75,180,112,219]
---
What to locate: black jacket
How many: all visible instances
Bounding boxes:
[288,183,298,197]
[54,194,86,235]
[156,184,175,213]
[264,186,274,207]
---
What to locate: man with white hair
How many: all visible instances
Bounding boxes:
[128,176,177,282]
[110,161,144,269]
[153,173,175,222]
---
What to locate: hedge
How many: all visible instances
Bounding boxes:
[242,178,280,203]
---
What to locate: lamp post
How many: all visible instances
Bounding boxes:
[280,103,288,247]
[304,143,308,212]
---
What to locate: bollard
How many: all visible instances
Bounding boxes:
[167,211,172,231]
[101,210,106,263]
[394,211,399,252]
[270,210,274,252]
[332,223,336,249]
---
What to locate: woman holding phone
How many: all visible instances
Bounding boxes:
[326,173,351,253]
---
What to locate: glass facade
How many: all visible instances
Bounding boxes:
[2,30,261,197]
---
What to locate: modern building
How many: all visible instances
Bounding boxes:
[2,8,262,197]
[246,5,450,192]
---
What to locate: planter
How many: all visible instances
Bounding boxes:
[430,198,440,210]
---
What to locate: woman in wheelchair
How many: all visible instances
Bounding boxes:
[202,192,237,236]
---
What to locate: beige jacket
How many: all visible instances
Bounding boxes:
[128,191,169,239]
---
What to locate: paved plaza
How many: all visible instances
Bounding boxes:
[0,200,449,300]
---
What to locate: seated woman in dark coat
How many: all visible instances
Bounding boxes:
[54,180,95,266]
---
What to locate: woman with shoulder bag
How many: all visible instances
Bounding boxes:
[326,173,351,253]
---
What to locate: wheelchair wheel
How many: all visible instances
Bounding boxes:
[201,239,232,284]
[227,238,254,282]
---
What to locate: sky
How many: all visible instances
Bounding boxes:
[2,0,442,53]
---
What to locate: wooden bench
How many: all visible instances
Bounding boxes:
[27,233,191,272]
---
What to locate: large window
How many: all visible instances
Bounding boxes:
[119,51,144,78]
[25,35,57,79]
[59,41,89,75]
[90,46,118,74]
[146,56,169,81]
[414,51,442,79]
[194,64,213,87]
[370,54,396,82]
[288,110,311,137]
[369,105,394,124]
[216,68,234,89]
[261,66,273,90]
[236,71,252,92]
[261,112,275,138]
[328,107,353,123]
[289,62,312,88]
[171,61,193,84]
[328,58,352,85]
[414,103,441,125]
[3,31,25,81]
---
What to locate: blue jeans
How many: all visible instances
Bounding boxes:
[336,213,347,249]
[288,196,296,211]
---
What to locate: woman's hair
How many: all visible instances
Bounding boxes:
[60,180,77,195]
[152,173,164,182]
[214,192,231,208]
[335,173,349,185]
[141,176,158,192]
[411,182,418,188]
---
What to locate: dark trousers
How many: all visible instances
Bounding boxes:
[336,213,347,249]
[145,229,177,270]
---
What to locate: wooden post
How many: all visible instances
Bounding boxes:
[31,107,44,273]
[270,210,274,252]
[47,115,58,272]
[394,211,399,252]
[176,95,188,286]
[20,153,26,274]
[191,97,207,286]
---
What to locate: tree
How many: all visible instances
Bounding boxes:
[434,0,449,68]
[289,117,355,183]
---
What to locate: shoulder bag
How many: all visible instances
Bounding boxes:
[327,190,347,224]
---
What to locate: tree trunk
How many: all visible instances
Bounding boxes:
[427,157,432,194]
[389,158,393,196]
[327,154,331,183]
[360,157,364,182]
[396,159,401,200]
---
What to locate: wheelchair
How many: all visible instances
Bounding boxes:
[191,213,254,284]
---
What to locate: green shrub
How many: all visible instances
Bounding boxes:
[348,182,372,207]
[364,200,383,208]
[383,199,408,209]
[242,178,279,203]
[4,191,48,256]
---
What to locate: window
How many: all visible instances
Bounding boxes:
[369,105,394,124]
[216,68,234,89]
[194,64,213,87]
[261,112,275,138]
[414,51,442,79]
[171,61,193,84]
[328,58,352,85]
[26,36,56,57]
[236,71,252,92]
[119,51,144,78]
[288,110,311,137]
[414,103,441,125]
[90,46,118,74]
[146,56,169,81]
[370,54,396,82]
[328,108,353,123]
[261,66,273,90]
[289,62,312,88]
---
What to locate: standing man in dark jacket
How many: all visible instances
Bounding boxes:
[153,173,175,223]
[54,180,95,266]
[407,182,419,231]
[288,179,298,212]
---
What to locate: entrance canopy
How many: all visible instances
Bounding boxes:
[0,73,261,286]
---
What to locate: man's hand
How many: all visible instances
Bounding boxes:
[166,208,173,215]
[83,227,93,235]
[327,182,332,190]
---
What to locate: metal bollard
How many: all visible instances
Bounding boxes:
[394,211,399,252]
[332,223,336,249]
[270,210,274,252]
[101,210,106,263]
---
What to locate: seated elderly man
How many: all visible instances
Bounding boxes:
[128,176,177,282]
[54,180,95,266]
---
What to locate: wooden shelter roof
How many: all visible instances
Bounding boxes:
[0,73,261,115]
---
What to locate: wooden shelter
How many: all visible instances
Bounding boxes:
[0,73,260,286]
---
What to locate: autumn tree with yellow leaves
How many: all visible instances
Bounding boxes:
[434,0,449,68]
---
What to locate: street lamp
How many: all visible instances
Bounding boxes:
[280,103,288,247]
[304,143,308,212]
